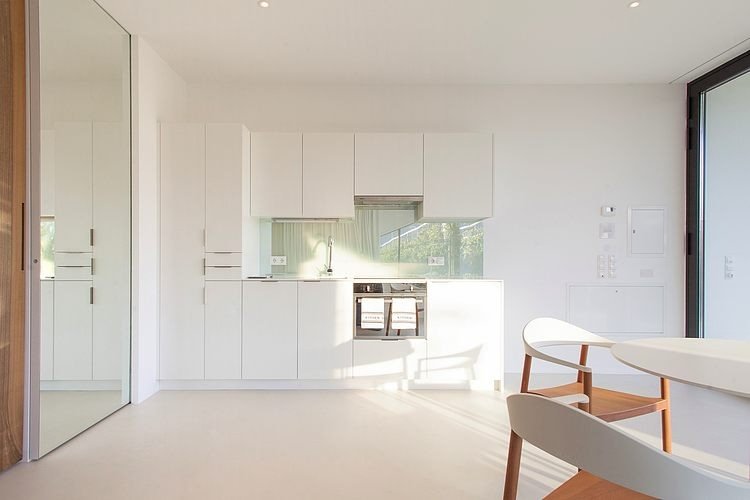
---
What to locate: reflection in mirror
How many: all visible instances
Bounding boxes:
[38,0,130,455]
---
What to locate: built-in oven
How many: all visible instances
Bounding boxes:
[353,281,427,339]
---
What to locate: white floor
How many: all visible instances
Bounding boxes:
[1,376,748,499]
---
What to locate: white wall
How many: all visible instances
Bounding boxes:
[187,84,686,374]
[131,37,188,403]
[704,73,750,341]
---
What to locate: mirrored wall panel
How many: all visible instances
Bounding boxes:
[38,0,131,455]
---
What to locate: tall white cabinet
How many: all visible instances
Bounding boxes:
[298,280,353,379]
[160,123,253,381]
[54,122,93,253]
[160,123,207,380]
[53,281,93,380]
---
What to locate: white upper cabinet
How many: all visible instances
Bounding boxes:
[54,122,92,252]
[298,280,353,379]
[206,124,248,252]
[354,133,423,196]
[242,280,298,379]
[302,133,354,219]
[159,123,206,380]
[250,133,303,218]
[420,133,493,220]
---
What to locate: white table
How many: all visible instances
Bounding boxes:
[611,338,750,398]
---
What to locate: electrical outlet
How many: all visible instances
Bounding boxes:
[271,255,287,266]
[428,256,445,266]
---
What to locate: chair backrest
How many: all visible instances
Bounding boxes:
[523,317,613,354]
[506,393,750,499]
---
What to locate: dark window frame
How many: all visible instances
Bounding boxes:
[686,50,750,338]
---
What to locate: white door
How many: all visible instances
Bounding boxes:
[54,122,92,252]
[53,281,93,380]
[205,280,242,380]
[92,122,130,381]
[426,280,503,381]
[242,281,298,379]
[421,133,493,220]
[206,124,245,252]
[250,133,302,218]
[353,339,427,380]
[354,133,423,196]
[297,280,353,379]
[41,280,54,381]
[302,133,354,219]
[160,123,206,380]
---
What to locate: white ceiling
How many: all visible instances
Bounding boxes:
[95,0,750,85]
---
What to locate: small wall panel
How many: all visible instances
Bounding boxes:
[568,285,664,335]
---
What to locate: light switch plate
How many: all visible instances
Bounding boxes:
[428,256,445,266]
[271,255,287,266]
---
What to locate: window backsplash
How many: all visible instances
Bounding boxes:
[259,208,483,278]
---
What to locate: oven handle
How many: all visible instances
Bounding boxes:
[354,298,424,304]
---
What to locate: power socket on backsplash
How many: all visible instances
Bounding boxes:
[271,255,287,266]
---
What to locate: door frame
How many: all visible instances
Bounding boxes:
[686,50,750,338]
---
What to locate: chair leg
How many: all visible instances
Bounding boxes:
[503,430,523,500]
[660,378,672,453]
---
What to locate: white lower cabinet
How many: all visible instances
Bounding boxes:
[41,281,54,381]
[53,281,93,380]
[242,281,298,379]
[205,281,242,380]
[353,339,427,380]
[297,280,353,379]
[426,280,504,381]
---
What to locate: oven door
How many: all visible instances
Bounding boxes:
[353,295,426,339]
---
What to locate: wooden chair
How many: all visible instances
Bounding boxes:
[503,318,672,499]
[506,393,750,499]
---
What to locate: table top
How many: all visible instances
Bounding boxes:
[611,338,750,398]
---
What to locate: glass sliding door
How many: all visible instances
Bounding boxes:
[687,51,750,339]
[35,0,131,456]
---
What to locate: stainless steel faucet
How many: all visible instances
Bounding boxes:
[326,236,334,275]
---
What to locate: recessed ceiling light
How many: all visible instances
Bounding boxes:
[258,0,270,7]
[628,1,641,7]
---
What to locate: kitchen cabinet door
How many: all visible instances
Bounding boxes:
[53,281,93,380]
[298,280,353,379]
[41,281,54,381]
[54,122,92,252]
[92,122,130,381]
[353,339,427,380]
[205,281,242,380]
[302,133,354,219]
[160,123,206,380]
[420,133,493,220]
[250,133,302,218]
[242,281,298,379]
[354,133,423,196]
[206,124,248,252]
[426,280,503,381]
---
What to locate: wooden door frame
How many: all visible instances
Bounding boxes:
[0,0,27,472]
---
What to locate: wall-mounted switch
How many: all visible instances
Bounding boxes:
[601,206,616,217]
[725,256,735,279]
[271,255,287,266]
[599,222,615,239]
[428,256,445,266]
